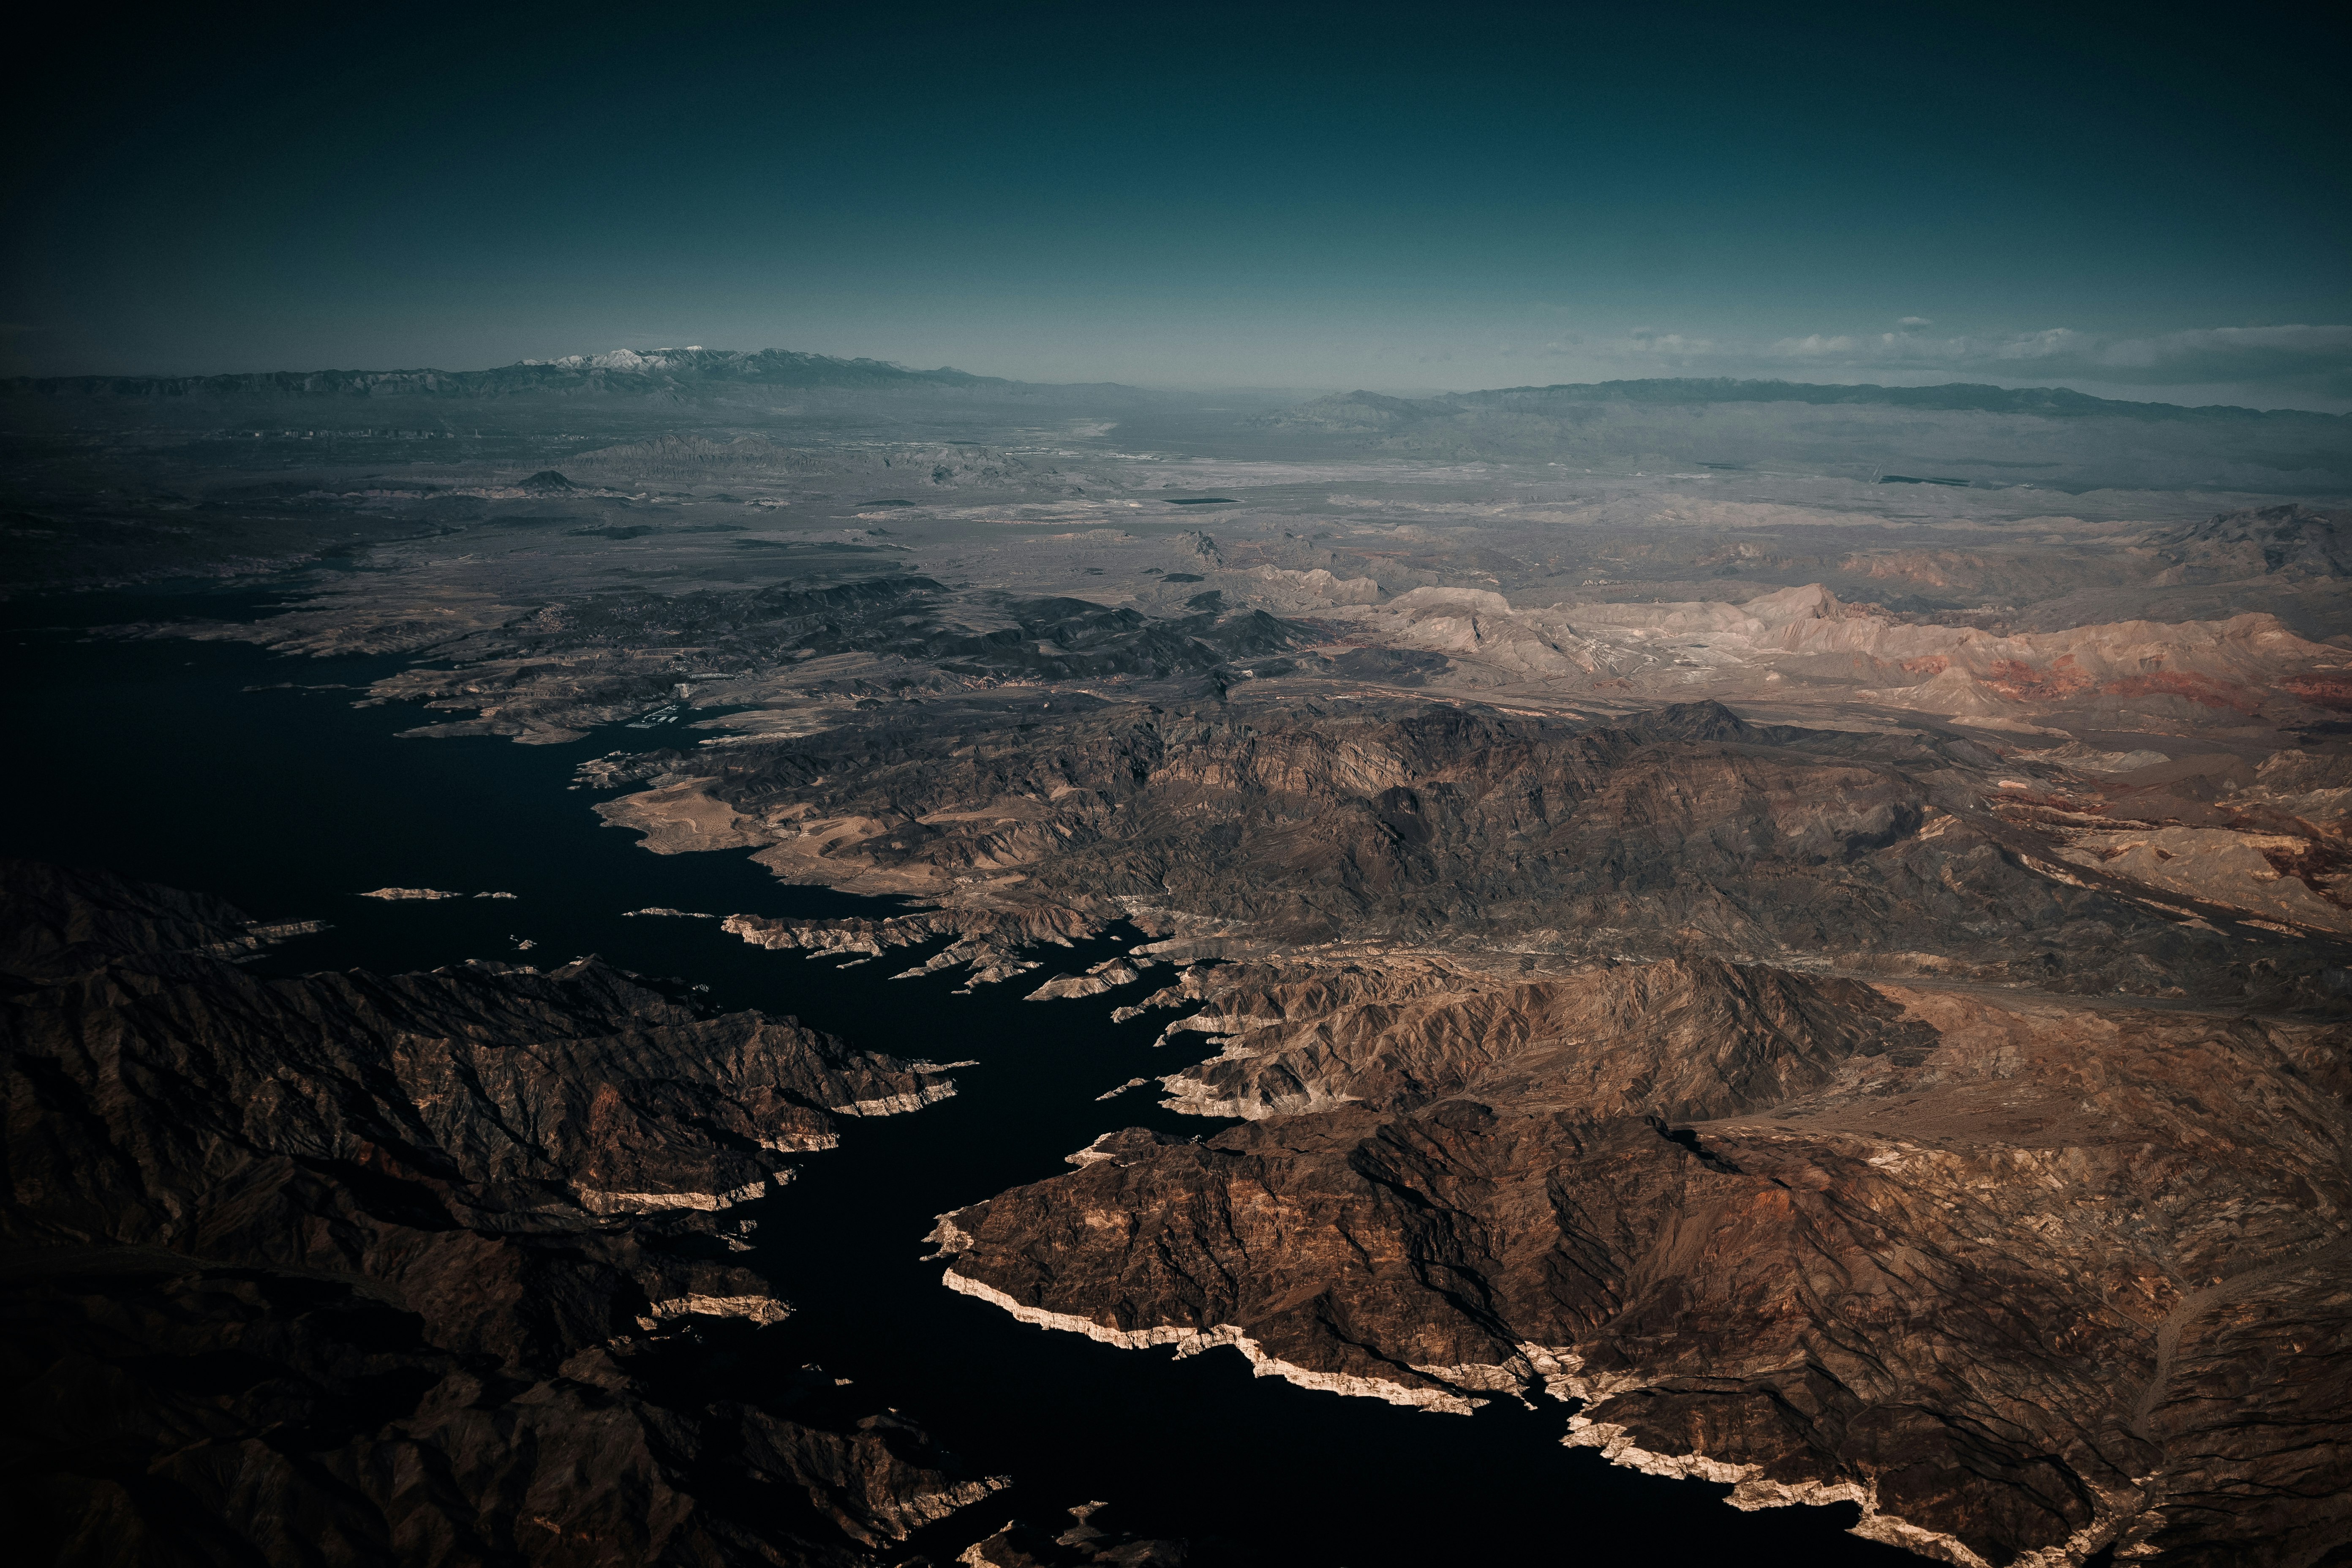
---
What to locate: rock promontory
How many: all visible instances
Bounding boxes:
[935,949,2352,1565]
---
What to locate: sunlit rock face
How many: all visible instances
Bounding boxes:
[937,953,2352,1567]
[615,679,2352,1560]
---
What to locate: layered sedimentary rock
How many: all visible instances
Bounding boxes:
[0,861,992,1565]
[934,955,2352,1567]
[1342,578,2352,730]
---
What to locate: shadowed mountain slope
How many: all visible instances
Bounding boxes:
[940,954,2352,1566]
[0,861,997,1566]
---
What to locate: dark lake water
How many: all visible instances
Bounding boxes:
[0,586,1921,1567]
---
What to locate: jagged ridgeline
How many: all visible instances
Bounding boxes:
[626,690,2352,1564]
[939,950,2352,1566]
[0,860,1001,1565]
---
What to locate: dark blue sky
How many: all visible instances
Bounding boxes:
[9,1,2348,406]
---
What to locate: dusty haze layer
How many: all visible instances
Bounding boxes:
[6,358,2352,1567]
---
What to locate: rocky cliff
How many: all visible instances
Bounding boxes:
[935,955,2352,1566]
[587,688,2352,1560]
[0,860,996,1565]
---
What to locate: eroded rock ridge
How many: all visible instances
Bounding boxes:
[0,861,992,1565]
[938,955,2352,1566]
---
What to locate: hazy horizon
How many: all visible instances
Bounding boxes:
[20,340,2352,420]
[8,1,2347,410]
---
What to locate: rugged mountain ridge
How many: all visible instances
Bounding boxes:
[600,699,2352,1007]
[271,588,1316,743]
[2146,504,2352,582]
[15,322,2352,1565]
[936,954,2352,1567]
[0,861,998,1565]
[588,689,2352,1561]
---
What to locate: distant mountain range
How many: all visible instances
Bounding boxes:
[1264,379,2349,428]
[1238,378,2350,491]
[9,349,2346,424]
[1,346,1005,401]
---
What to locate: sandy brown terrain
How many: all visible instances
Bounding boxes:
[8,366,2351,1564]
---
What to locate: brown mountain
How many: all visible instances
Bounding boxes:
[0,861,996,1566]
